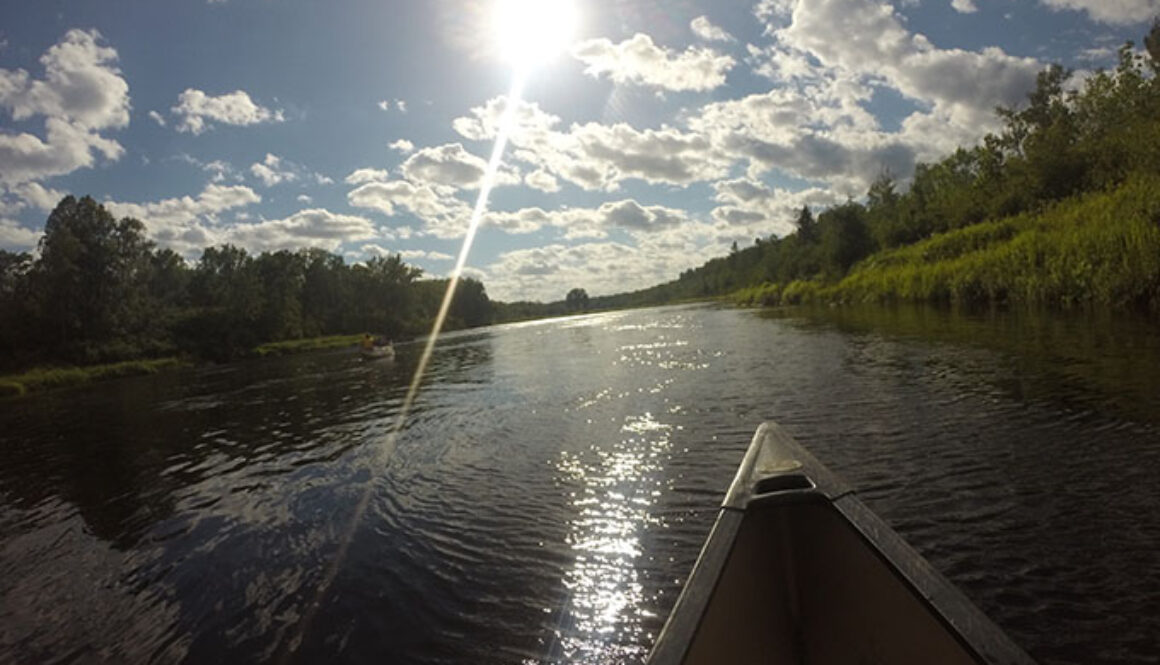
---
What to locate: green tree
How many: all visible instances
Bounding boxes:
[819,202,874,278]
[794,205,818,243]
[33,196,156,363]
[565,287,590,311]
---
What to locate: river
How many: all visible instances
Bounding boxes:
[1,303,1157,664]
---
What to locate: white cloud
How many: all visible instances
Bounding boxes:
[398,249,454,261]
[525,169,560,192]
[389,138,415,153]
[148,110,166,126]
[400,143,489,189]
[105,183,261,255]
[691,16,735,42]
[0,182,68,217]
[377,99,407,112]
[0,29,129,186]
[347,179,471,238]
[481,198,689,239]
[1037,0,1160,25]
[572,33,735,91]
[0,218,41,249]
[344,168,393,185]
[454,96,729,191]
[483,240,709,302]
[227,208,377,253]
[248,153,331,187]
[710,177,845,237]
[776,0,1041,130]
[297,194,312,203]
[951,0,978,12]
[250,153,296,186]
[170,88,284,134]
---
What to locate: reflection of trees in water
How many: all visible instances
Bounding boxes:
[764,304,1160,423]
[419,331,496,385]
[0,378,183,549]
[0,348,415,550]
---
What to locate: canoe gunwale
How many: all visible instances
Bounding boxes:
[646,421,1036,665]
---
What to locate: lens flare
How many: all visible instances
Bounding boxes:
[279,71,529,663]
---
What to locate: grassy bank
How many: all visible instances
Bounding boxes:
[0,333,371,397]
[251,333,363,357]
[0,357,189,398]
[734,175,1160,310]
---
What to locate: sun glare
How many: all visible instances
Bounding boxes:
[492,0,579,67]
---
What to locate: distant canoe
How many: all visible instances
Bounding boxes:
[359,343,394,360]
[647,422,1035,665]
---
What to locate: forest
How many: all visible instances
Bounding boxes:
[0,195,493,374]
[574,25,1160,313]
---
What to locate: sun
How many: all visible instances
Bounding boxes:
[491,0,579,68]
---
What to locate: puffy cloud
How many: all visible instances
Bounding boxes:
[776,0,1041,129]
[525,169,560,193]
[105,183,261,254]
[247,153,330,187]
[148,110,165,126]
[347,179,471,238]
[711,177,845,237]
[250,153,296,186]
[1036,0,1160,25]
[170,88,283,134]
[344,168,392,185]
[398,249,454,261]
[572,33,735,91]
[951,0,978,13]
[0,29,129,130]
[389,139,415,153]
[400,143,489,189]
[483,240,707,301]
[0,29,129,186]
[296,194,312,203]
[481,199,689,239]
[0,218,41,249]
[454,96,729,191]
[227,208,377,252]
[0,182,68,216]
[690,16,735,42]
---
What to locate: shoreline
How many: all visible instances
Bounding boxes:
[0,333,368,398]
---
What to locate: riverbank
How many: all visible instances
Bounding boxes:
[251,334,363,357]
[734,175,1160,311]
[0,334,369,398]
[0,357,190,398]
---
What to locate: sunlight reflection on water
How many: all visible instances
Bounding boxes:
[546,412,674,664]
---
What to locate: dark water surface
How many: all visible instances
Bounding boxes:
[1,304,1158,664]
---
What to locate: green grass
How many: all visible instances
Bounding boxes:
[0,357,189,397]
[733,175,1160,310]
[251,333,364,357]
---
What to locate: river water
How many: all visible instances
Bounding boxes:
[1,304,1157,664]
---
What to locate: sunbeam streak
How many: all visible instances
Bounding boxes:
[279,70,528,662]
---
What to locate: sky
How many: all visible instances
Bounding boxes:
[1,0,1157,302]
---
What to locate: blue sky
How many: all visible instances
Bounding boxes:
[1,0,1156,301]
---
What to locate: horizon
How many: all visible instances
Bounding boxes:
[1,0,1156,302]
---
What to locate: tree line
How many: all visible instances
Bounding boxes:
[0,196,493,371]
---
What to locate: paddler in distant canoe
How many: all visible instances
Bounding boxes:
[360,333,375,351]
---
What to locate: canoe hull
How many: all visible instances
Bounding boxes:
[647,422,1035,665]
[359,345,394,360]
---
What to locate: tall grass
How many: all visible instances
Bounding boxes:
[0,357,188,398]
[742,175,1160,310]
[251,334,364,357]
